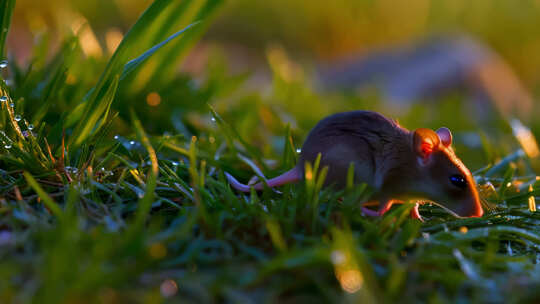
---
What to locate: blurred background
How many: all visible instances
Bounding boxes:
[7,0,540,168]
[11,0,540,77]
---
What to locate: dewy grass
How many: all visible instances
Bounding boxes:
[1,0,540,303]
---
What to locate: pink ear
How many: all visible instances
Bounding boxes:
[413,128,440,160]
[436,127,452,147]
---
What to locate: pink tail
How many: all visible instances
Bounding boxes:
[225,167,300,192]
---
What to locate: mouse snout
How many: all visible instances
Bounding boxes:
[454,198,484,217]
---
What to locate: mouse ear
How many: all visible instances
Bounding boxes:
[413,128,440,161]
[436,127,452,147]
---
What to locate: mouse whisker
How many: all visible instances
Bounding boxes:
[424,200,462,218]
[479,196,497,212]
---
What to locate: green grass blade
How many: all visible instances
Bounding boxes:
[153,0,224,82]
[69,0,181,147]
[0,0,15,59]
[32,37,80,123]
[23,171,63,218]
[130,109,158,229]
[281,123,297,169]
[120,22,199,81]
[73,75,119,146]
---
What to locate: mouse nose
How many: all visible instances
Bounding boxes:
[456,199,484,217]
[469,205,484,217]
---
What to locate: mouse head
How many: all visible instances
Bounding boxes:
[412,127,483,218]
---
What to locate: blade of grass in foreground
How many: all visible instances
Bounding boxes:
[72,75,119,147]
[69,0,195,148]
[0,0,15,59]
[129,110,158,231]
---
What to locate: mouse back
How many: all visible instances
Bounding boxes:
[298,111,410,188]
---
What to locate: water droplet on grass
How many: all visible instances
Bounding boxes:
[65,166,78,174]
[0,60,7,68]
[129,140,135,145]
[114,135,119,140]
[211,117,216,122]
[14,115,21,121]
[330,250,346,265]
[4,143,11,149]
[28,124,34,130]
[296,148,301,153]
[9,103,14,108]
[0,96,7,102]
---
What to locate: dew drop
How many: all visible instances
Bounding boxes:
[211,117,216,122]
[28,124,34,130]
[0,60,7,69]
[4,143,11,149]
[65,166,78,174]
[296,148,301,153]
[9,102,14,108]
[14,115,21,121]
[129,140,135,145]
[114,135,119,140]
[0,96,7,102]
[330,250,346,265]
[171,161,179,166]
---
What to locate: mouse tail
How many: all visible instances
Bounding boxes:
[225,167,301,192]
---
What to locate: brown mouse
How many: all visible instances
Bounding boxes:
[225,111,483,220]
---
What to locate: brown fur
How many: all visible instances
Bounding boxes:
[298,111,482,217]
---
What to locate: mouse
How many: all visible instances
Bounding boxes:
[225,110,484,220]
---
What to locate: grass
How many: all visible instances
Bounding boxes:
[1,1,540,303]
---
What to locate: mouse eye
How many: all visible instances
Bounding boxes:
[449,174,467,189]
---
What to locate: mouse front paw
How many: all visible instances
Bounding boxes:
[410,203,424,222]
